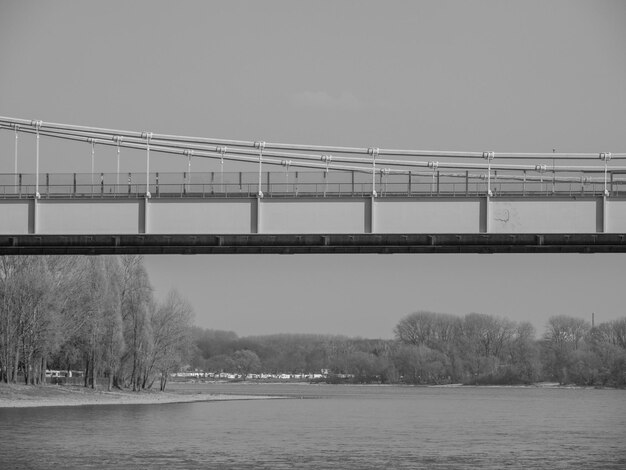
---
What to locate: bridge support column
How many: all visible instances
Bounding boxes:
[253,196,262,233]
[598,196,607,233]
[481,196,490,233]
[30,198,38,234]
[140,197,149,234]
[366,196,375,233]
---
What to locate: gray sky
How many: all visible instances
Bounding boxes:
[1,1,625,337]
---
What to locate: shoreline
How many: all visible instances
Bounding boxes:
[2,381,620,409]
[0,383,284,409]
[169,379,618,389]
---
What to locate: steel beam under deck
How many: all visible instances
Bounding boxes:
[1,233,626,255]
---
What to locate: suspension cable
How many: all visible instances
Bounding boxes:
[3,116,626,192]
[9,123,626,177]
[2,116,623,161]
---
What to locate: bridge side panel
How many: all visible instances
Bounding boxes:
[490,199,598,233]
[38,200,142,234]
[606,199,626,232]
[374,198,483,233]
[0,200,32,234]
[148,199,254,234]
[261,199,367,233]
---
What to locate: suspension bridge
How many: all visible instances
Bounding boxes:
[1,116,625,254]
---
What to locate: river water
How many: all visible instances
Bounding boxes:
[1,384,625,469]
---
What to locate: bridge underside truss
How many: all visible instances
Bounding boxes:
[2,233,626,255]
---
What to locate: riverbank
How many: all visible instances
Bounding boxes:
[0,383,283,408]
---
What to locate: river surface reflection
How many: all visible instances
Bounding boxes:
[1,384,625,469]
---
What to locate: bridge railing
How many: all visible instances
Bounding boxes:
[0,170,622,198]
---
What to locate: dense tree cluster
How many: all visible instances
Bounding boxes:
[541,315,626,386]
[0,256,193,391]
[190,311,626,387]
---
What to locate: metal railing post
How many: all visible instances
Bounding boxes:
[368,147,379,197]
[114,135,123,193]
[322,155,332,197]
[428,161,438,196]
[281,159,292,196]
[89,138,95,191]
[13,125,18,194]
[600,152,611,197]
[219,146,226,193]
[255,141,265,198]
[483,151,495,197]
[143,131,152,198]
[33,120,42,199]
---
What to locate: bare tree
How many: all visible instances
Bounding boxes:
[543,315,591,384]
[119,255,153,391]
[146,289,194,391]
[394,311,458,350]
[75,257,124,389]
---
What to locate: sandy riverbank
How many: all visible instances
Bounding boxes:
[0,383,282,408]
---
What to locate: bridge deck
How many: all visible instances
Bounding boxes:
[1,172,626,254]
[2,118,624,254]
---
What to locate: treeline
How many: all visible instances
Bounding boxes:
[0,256,193,391]
[394,312,626,386]
[190,311,626,387]
[3,255,624,390]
